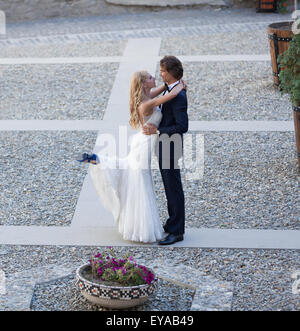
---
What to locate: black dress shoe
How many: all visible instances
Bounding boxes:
[163,224,169,233]
[158,233,183,246]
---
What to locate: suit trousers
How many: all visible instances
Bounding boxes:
[158,145,185,235]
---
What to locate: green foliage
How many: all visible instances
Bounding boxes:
[278,32,300,107]
[277,0,289,14]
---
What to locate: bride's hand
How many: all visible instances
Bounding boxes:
[143,123,157,135]
[170,80,186,96]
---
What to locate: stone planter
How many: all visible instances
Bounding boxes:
[75,263,158,309]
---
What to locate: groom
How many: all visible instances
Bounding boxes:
[143,55,188,245]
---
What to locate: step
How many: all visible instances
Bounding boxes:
[106,0,228,7]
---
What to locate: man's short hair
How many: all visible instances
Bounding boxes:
[160,56,183,80]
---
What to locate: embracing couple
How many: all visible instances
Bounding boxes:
[78,56,188,246]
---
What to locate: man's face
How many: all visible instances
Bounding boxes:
[159,66,175,84]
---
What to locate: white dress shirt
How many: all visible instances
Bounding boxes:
[165,80,180,94]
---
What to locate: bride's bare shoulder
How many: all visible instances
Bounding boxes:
[139,101,154,117]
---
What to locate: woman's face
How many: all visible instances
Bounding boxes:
[144,73,156,89]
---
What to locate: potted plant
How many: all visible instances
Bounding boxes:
[278,29,300,168]
[76,247,158,309]
[268,21,294,86]
[256,0,278,13]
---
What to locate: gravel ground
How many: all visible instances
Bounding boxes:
[0,131,298,229]
[1,8,290,39]
[155,61,292,121]
[0,63,119,120]
[1,60,290,122]
[153,131,300,230]
[0,8,299,312]
[0,40,127,58]
[160,30,271,55]
[30,274,194,311]
[0,245,299,311]
[0,131,97,226]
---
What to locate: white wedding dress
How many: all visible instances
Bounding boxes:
[89,106,164,243]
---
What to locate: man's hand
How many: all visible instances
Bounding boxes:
[142,123,158,135]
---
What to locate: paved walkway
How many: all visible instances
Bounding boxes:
[0,34,299,249]
[0,9,299,311]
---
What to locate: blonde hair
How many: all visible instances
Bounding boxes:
[129,70,148,129]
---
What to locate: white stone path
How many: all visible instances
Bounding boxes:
[0,38,299,249]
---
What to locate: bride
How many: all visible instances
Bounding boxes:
[78,70,186,243]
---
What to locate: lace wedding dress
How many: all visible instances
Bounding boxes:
[90,106,164,243]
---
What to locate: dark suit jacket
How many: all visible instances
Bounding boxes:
[159,89,188,137]
[157,90,188,167]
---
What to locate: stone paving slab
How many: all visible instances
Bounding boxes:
[1,245,299,311]
[0,264,73,311]
[0,120,294,131]
[0,226,299,249]
[0,55,270,65]
[0,260,233,311]
[106,0,228,6]
[0,40,127,58]
[144,259,233,311]
[0,21,291,46]
[0,8,290,40]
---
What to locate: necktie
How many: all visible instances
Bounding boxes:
[164,83,170,92]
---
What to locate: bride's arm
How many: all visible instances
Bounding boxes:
[141,82,184,115]
[149,84,165,99]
